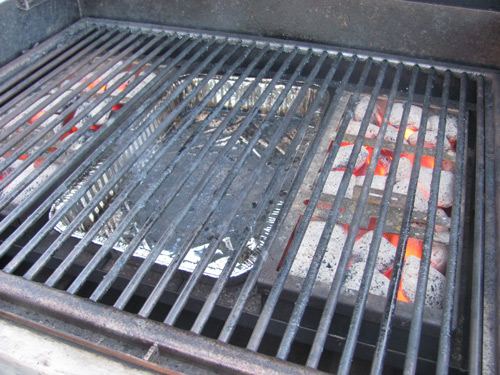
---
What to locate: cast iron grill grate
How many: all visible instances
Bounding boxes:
[0,18,494,375]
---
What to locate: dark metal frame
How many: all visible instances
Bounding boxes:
[0,18,498,375]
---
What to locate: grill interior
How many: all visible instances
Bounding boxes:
[0,17,497,375]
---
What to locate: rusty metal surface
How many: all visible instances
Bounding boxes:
[0,308,176,375]
[80,0,500,69]
[0,271,327,375]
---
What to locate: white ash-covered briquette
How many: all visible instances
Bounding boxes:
[401,255,445,309]
[126,72,157,99]
[417,167,455,208]
[408,130,452,151]
[393,178,429,212]
[427,114,458,142]
[350,231,397,273]
[383,125,400,143]
[38,114,63,136]
[75,97,114,127]
[389,103,423,130]
[0,158,59,206]
[431,242,449,274]
[331,144,369,171]
[396,157,413,182]
[107,71,136,95]
[346,120,400,144]
[356,175,387,191]
[435,208,450,233]
[323,170,356,199]
[354,95,382,123]
[342,262,390,297]
[3,95,51,129]
[290,221,347,285]
[49,90,78,114]
[375,151,393,176]
[346,120,380,138]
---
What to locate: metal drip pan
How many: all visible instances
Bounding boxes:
[49,74,325,278]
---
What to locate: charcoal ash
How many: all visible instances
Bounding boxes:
[393,178,429,212]
[353,95,382,123]
[324,170,356,198]
[332,144,369,171]
[389,103,422,130]
[290,221,347,285]
[431,242,449,274]
[435,208,451,233]
[356,175,387,191]
[427,114,458,142]
[408,130,452,151]
[341,262,390,297]
[417,167,455,208]
[346,120,400,143]
[346,120,380,138]
[381,125,401,143]
[396,157,413,182]
[350,231,397,273]
[401,255,445,309]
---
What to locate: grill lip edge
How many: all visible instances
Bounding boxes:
[0,271,328,375]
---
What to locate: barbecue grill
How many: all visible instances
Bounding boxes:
[0,1,499,374]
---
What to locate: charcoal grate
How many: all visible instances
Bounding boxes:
[0,18,496,375]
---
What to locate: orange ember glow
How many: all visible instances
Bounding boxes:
[404,128,416,141]
[398,284,410,302]
[87,78,106,92]
[401,153,435,170]
[117,82,129,91]
[363,147,392,176]
[59,126,78,140]
[421,155,435,169]
[28,110,46,124]
[382,234,423,303]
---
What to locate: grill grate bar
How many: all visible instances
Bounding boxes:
[403,70,451,375]
[0,31,144,202]
[112,46,284,310]
[335,62,404,372]
[218,54,356,343]
[189,48,315,334]
[247,57,374,353]
[162,48,301,325]
[0,27,100,110]
[469,75,485,375]
[0,34,195,260]
[435,74,468,373]
[82,41,243,301]
[23,36,222,281]
[106,43,268,312]
[39,36,225,288]
[41,36,217,287]
[0,20,490,375]
[277,60,390,362]
[65,39,260,296]
[0,29,124,138]
[369,65,420,373]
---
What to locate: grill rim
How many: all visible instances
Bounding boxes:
[0,17,497,375]
[0,271,328,375]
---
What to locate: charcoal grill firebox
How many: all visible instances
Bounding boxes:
[0,9,498,375]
